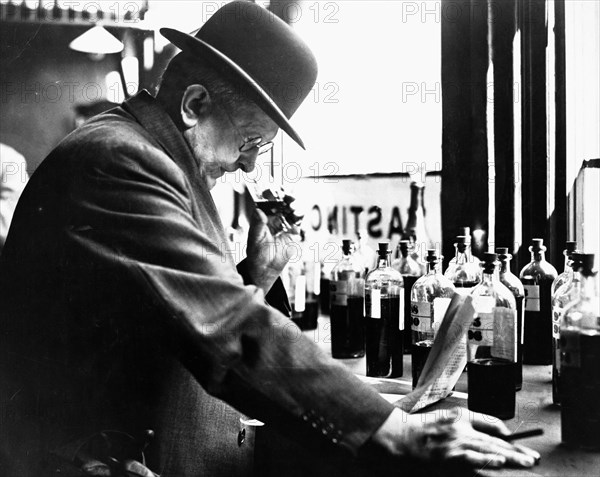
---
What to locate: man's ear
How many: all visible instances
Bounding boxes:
[180,84,212,128]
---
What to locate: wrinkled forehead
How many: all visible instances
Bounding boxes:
[236,104,279,139]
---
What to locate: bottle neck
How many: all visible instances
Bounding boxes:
[482,269,497,286]
[531,250,546,263]
[563,252,573,274]
[377,253,391,269]
[498,257,510,275]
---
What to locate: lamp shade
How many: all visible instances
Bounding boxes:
[69,25,124,55]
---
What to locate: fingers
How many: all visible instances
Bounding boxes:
[470,411,511,437]
[459,431,538,468]
[446,448,506,468]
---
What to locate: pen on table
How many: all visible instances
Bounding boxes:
[502,428,544,442]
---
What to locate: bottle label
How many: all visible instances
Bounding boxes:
[294,276,306,312]
[491,307,517,362]
[468,312,494,346]
[330,280,348,306]
[432,297,452,333]
[369,289,381,318]
[399,293,405,330]
[411,301,432,332]
[524,285,540,311]
[552,306,562,338]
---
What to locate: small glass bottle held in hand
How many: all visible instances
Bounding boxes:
[559,253,600,450]
[552,253,583,405]
[330,240,366,359]
[468,253,518,420]
[393,240,424,354]
[365,243,404,378]
[496,247,525,391]
[444,235,481,294]
[519,238,558,364]
[410,250,455,388]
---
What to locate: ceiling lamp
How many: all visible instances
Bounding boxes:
[69,24,124,59]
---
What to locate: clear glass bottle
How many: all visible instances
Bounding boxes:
[393,240,424,354]
[449,227,481,267]
[410,249,455,388]
[519,238,558,364]
[496,247,525,391]
[364,243,404,377]
[355,229,377,277]
[551,241,578,297]
[444,235,481,294]
[402,181,432,272]
[330,240,365,358]
[551,254,583,405]
[467,252,518,420]
[287,232,319,331]
[559,253,600,450]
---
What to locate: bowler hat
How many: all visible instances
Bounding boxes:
[160,1,318,149]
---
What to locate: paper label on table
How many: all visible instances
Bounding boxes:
[491,307,517,361]
[294,276,306,312]
[468,312,494,345]
[399,293,405,330]
[552,306,562,338]
[330,280,348,306]
[524,285,540,311]
[370,289,381,318]
[433,297,452,336]
[399,294,474,413]
[411,301,432,332]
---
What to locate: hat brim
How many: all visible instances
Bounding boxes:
[160,27,305,150]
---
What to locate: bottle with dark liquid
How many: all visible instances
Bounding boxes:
[496,247,525,391]
[552,253,583,405]
[468,252,518,420]
[364,243,404,377]
[410,250,455,388]
[286,232,319,331]
[393,240,423,354]
[560,253,600,450]
[519,238,558,364]
[444,235,481,295]
[551,241,578,297]
[330,240,365,358]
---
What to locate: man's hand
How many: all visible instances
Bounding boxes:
[372,407,540,469]
[246,209,300,293]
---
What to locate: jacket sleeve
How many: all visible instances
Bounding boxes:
[63,138,394,457]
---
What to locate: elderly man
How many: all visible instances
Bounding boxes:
[0,2,539,476]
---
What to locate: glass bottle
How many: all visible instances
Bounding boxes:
[364,243,404,377]
[449,227,481,267]
[519,238,558,364]
[467,252,518,420]
[410,249,455,388]
[402,181,432,271]
[330,240,365,358]
[393,240,423,354]
[551,254,583,405]
[496,247,525,391]
[559,253,600,450]
[355,229,377,277]
[551,241,578,297]
[287,232,319,331]
[444,235,481,294]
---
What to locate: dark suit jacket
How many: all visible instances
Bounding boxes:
[0,91,393,476]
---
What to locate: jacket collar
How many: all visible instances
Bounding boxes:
[121,90,230,248]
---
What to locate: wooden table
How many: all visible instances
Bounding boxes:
[254,317,600,477]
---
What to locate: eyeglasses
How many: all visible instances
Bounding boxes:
[221,104,274,156]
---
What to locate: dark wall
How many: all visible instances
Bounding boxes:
[0,22,157,175]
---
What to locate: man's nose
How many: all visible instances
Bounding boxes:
[237,150,258,173]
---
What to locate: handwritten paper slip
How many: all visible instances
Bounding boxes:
[398,294,475,413]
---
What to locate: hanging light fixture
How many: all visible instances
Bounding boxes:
[69,24,124,60]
